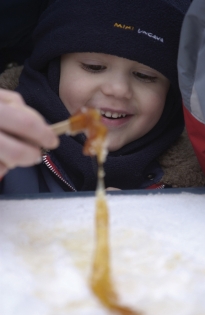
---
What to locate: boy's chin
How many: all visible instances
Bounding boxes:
[107,133,141,152]
[107,136,125,152]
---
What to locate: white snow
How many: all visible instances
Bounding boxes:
[0,190,205,315]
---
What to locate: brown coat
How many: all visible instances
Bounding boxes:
[0,66,205,188]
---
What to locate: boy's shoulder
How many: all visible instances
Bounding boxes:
[159,129,205,188]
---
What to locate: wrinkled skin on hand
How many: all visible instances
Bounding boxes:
[0,89,59,177]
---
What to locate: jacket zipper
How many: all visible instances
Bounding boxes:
[42,155,165,191]
[42,154,76,192]
[146,182,166,189]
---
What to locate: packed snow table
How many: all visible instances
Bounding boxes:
[1,188,205,315]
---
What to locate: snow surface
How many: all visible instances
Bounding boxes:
[0,191,205,315]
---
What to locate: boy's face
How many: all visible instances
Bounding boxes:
[60,53,170,151]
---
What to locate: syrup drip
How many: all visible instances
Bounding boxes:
[53,108,141,314]
[90,163,142,315]
[66,107,108,164]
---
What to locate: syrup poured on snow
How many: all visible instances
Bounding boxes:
[67,107,142,314]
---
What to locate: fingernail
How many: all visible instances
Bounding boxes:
[51,136,60,148]
[35,157,42,165]
[46,131,59,148]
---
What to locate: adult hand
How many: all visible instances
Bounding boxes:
[0,89,59,177]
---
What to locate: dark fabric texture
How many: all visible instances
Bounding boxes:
[16,0,190,191]
[0,0,49,72]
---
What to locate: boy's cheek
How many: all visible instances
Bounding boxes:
[59,84,74,112]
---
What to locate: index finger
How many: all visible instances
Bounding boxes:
[0,90,59,149]
[0,89,26,107]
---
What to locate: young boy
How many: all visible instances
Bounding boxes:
[0,0,196,194]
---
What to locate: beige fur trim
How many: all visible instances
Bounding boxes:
[0,66,23,90]
[159,129,205,187]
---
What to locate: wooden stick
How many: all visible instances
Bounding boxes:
[51,119,70,136]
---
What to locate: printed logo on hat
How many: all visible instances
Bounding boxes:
[114,23,134,31]
[138,29,164,43]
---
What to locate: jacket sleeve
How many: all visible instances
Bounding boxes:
[177,0,205,175]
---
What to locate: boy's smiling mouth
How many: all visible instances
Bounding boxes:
[100,109,127,119]
[99,108,132,128]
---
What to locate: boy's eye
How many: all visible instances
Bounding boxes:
[133,72,157,83]
[81,63,106,72]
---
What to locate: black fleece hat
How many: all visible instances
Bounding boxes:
[31,0,191,88]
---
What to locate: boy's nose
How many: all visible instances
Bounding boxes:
[101,76,132,99]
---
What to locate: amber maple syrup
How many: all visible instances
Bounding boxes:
[90,161,141,314]
[53,107,141,314]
